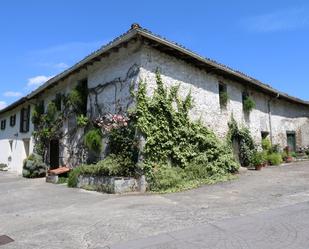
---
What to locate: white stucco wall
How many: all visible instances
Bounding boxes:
[0,104,34,174]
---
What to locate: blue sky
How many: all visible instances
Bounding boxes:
[0,0,308,109]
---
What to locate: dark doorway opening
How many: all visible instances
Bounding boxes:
[50,139,60,169]
[286,131,296,152]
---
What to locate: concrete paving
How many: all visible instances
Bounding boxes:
[1,162,309,248]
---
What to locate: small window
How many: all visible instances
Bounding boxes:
[20,106,30,133]
[261,131,269,139]
[1,120,6,130]
[37,100,45,114]
[54,93,62,111]
[242,91,248,105]
[10,114,16,127]
[219,83,228,109]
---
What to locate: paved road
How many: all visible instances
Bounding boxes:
[1,162,309,248]
[108,201,309,249]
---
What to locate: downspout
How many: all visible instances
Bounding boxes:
[268,93,280,144]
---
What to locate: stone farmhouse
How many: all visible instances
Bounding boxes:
[0,24,308,174]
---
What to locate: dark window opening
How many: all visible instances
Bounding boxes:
[10,115,16,127]
[242,91,248,105]
[1,120,6,130]
[37,100,45,114]
[261,131,269,139]
[219,83,228,109]
[54,93,62,111]
[20,106,30,133]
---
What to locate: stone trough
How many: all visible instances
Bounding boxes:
[77,175,147,194]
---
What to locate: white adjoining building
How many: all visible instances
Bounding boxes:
[1,23,308,174]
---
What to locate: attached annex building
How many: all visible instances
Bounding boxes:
[1,24,309,174]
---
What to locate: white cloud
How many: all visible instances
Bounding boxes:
[37,62,69,70]
[242,6,309,32]
[4,91,23,97]
[0,101,7,110]
[27,75,54,87]
[54,62,69,69]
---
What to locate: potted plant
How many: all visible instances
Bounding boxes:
[283,146,293,163]
[252,151,265,171]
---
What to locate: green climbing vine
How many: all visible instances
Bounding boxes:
[32,81,88,164]
[227,117,256,167]
[135,70,239,191]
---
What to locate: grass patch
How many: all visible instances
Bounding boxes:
[57,177,68,184]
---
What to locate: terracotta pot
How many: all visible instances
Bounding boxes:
[285,157,293,163]
[255,164,263,171]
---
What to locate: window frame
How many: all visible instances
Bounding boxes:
[20,106,30,133]
[1,119,6,130]
[218,82,228,109]
[10,114,16,127]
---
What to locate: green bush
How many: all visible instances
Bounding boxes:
[68,155,135,187]
[77,115,89,127]
[227,118,256,167]
[84,129,102,153]
[22,153,47,178]
[150,165,184,191]
[262,138,272,152]
[243,96,256,113]
[251,151,267,166]
[267,153,283,165]
[135,72,239,191]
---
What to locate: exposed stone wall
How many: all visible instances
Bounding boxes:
[1,40,309,174]
[139,45,309,149]
[87,41,142,117]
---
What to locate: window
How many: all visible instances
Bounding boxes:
[20,106,30,133]
[37,100,45,114]
[219,83,228,109]
[242,91,248,105]
[10,114,16,127]
[261,131,269,139]
[54,93,62,111]
[1,120,6,130]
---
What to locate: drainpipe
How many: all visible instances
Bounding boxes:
[268,93,280,144]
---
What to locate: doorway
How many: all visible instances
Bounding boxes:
[286,131,296,152]
[49,139,60,169]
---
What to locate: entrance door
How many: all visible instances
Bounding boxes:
[287,131,296,152]
[49,140,59,169]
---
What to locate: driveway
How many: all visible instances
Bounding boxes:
[1,162,309,248]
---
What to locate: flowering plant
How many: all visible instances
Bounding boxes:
[94,113,129,133]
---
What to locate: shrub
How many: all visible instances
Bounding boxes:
[0,163,8,171]
[291,151,297,158]
[243,96,255,113]
[84,129,102,153]
[251,151,267,166]
[150,165,184,191]
[270,144,280,153]
[262,138,272,152]
[227,118,256,167]
[219,92,229,108]
[77,115,89,127]
[68,154,136,187]
[267,153,283,165]
[22,153,47,178]
[134,72,239,191]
